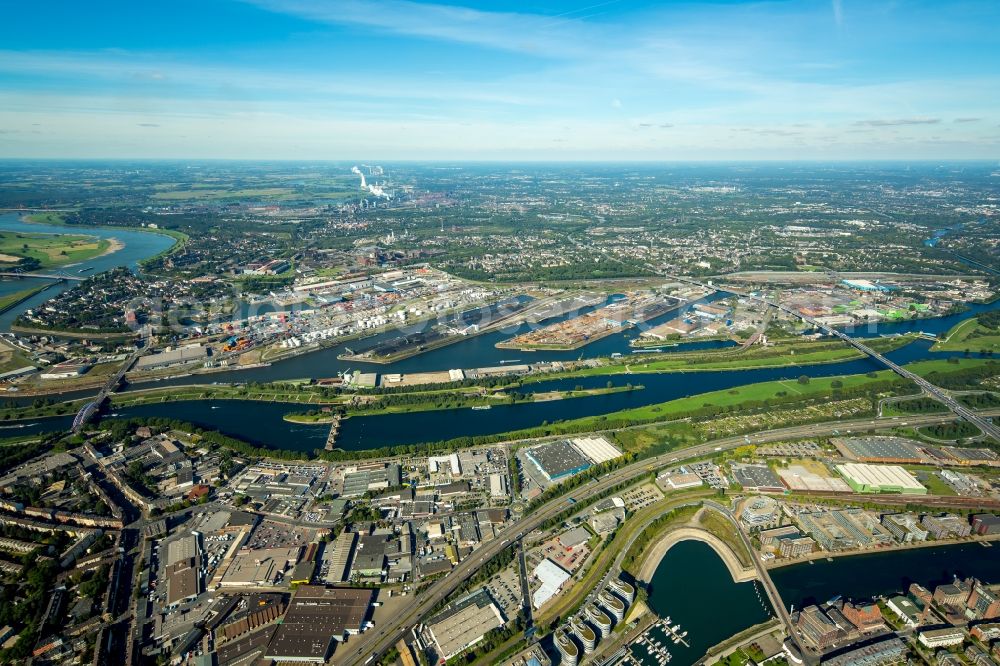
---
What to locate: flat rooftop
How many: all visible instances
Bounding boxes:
[265,586,374,662]
[733,464,785,490]
[427,589,504,660]
[527,440,591,480]
[838,436,923,462]
[836,463,926,492]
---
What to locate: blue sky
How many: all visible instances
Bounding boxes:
[1,0,998,159]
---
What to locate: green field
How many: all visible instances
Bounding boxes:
[524,336,916,383]
[0,338,34,375]
[912,471,958,496]
[0,230,110,269]
[151,187,297,201]
[0,284,49,313]
[608,370,890,422]
[475,357,998,451]
[23,212,67,225]
[933,317,1000,353]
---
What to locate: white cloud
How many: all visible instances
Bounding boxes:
[242,0,603,59]
[0,0,997,158]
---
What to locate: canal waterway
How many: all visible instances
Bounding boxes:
[96,337,989,452]
[6,332,997,451]
[641,540,774,666]
[770,541,1000,609]
[116,291,1000,393]
[120,293,737,391]
[642,539,1000,666]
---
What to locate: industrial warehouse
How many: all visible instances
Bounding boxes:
[835,463,927,495]
[264,586,375,663]
[524,436,623,483]
[134,343,210,371]
[423,589,505,661]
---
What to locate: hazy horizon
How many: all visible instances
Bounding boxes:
[2,0,999,160]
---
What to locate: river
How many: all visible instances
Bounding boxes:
[5,331,997,451]
[3,208,1000,452]
[118,297,1000,392]
[0,212,176,330]
[82,336,986,453]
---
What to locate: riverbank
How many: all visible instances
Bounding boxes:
[521,335,918,384]
[933,316,1000,352]
[0,227,112,271]
[9,323,136,340]
[346,384,643,416]
[637,526,758,585]
[20,211,187,271]
[631,333,734,349]
[0,283,54,314]
[95,237,125,258]
[111,383,338,408]
[283,412,337,424]
[765,532,1000,570]
[0,212,178,335]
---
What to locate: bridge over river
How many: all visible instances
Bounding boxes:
[72,345,145,432]
[0,270,83,281]
[665,273,1000,442]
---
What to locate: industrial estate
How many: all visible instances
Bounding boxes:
[2,1,1000,665]
[0,159,997,666]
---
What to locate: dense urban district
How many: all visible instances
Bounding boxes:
[0,162,999,666]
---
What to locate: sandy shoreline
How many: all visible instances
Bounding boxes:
[97,236,125,258]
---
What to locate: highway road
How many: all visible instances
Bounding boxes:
[664,272,1000,442]
[335,407,1000,666]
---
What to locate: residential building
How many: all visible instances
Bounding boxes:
[820,636,906,666]
[881,514,929,543]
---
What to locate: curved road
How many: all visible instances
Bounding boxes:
[337,407,1000,665]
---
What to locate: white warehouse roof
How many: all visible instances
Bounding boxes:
[571,436,622,465]
[532,558,571,609]
[836,463,924,491]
